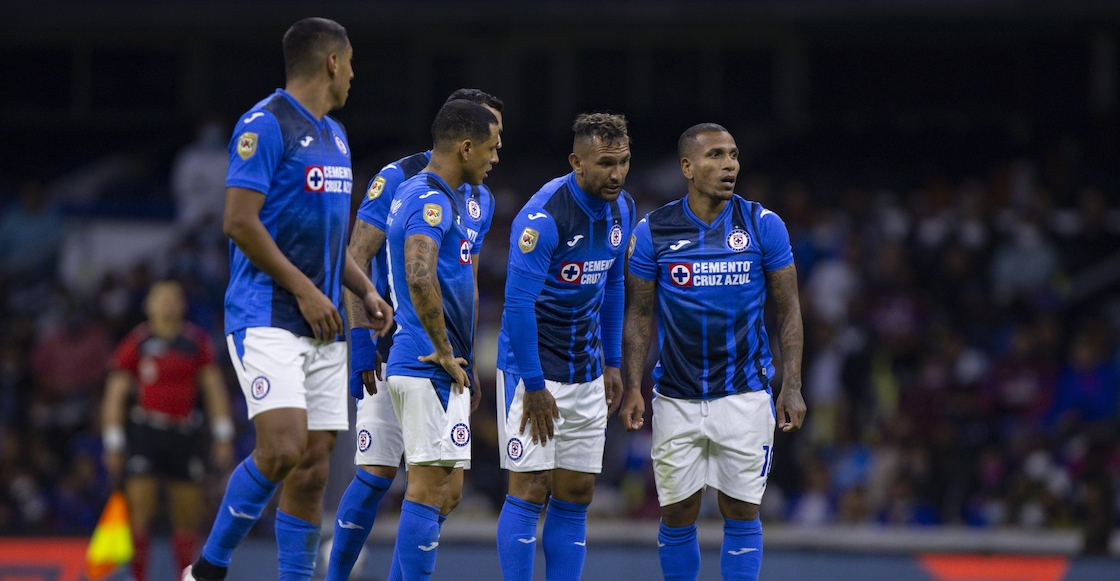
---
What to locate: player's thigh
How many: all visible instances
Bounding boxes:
[160,428,207,484]
[706,390,776,505]
[123,475,160,532]
[554,376,607,474]
[651,394,708,507]
[227,327,312,420]
[388,375,470,467]
[303,339,349,432]
[166,479,207,532]
[497,372,557,473]
[354,363,404,468]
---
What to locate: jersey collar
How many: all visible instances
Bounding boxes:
[565,172,608,218]
[276,89,329,128]
[419,170,455,196]
[681,194,733,230]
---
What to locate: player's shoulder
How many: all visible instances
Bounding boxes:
[646,198,689,226]
[395,151,432,180]
[324,115,347,138]
[738,196,784,225]
[517,174,574,223]
[121,322,152,345]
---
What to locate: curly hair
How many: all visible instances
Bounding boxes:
[572,112,630,147]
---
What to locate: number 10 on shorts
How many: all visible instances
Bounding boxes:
[760,445,775,477]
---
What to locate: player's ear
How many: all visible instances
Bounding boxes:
[326,52,338,77]
[680,157,694,180]
[459,139,473,162]
[568,152,582,175]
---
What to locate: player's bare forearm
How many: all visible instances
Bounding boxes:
[405,234,453,356]
[623,273,656,394]
[100,371,133,429]
[198,364,233,423]
[345,222,386,329]
[767,263,803,389]
[344,221,385,297]
[224,187,319,298]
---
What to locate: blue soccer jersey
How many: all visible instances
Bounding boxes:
[354,152,494,355]
[224,89,353,340]
[628,195,794,400]
[496,173,636,386]
[384,172,479,401]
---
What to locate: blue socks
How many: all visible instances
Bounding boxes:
[496,495,543,581]
[658,522,700,581]
[393,500,441,581]
[386,514,445,581]
[201,457,279,568]
[541,498,589,581]
[275,510,321,581]
[326,470,392,581]
[721,518,763,581]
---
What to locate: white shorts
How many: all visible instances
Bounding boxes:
[387,375,471,468]
[227,327,348,431]
[651,390,776,506]
[496,372,607,474]
[354,364,404,467]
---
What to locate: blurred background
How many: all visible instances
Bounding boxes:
[2,0,1120,579]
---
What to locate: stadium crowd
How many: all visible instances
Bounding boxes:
[0,127,1117,550]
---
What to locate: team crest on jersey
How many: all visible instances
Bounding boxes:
[423,203,442,226]
[507,438,524,461]
[357,429,372,452]
[251,376,270,400]
[237,132,258,160]
[450,423,471,447]
[627,234,637,259]
[367,176,386,200]
[334,134,348,156]
[467,198,482,221]
[726,229,751,252]
[518,227,539,253]
[558,261,583,283]
[609,224,624,248]
[669,263,693,287]
[459,240,472,264]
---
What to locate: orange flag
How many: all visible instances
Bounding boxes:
[86,491,134,581]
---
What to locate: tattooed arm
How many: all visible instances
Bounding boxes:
[406,233,470,390]
[344,220,387,330]
[767,263,806,432]
[619,271,656,431]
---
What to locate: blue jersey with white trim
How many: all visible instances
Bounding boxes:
[224,89,353,340]
[384,172,478,400]
[497,173,636,383]
[354,151,493,355]
[628,195,794,400]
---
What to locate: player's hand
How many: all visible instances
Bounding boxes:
[211,441,235,472]
[603,366,623,416]
[776,385,806,432]
[520,389,560,445]
[295,286,343,341]
[470,369,482,413]
[359,292,395,337]
[104,451,125,485]
[361,370,378,395]
[418,351,471,393]
[619,388,645,431]
[375,351,385,382]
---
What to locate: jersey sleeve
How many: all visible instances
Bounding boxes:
[473,186,496,253]
[758,207,795,272]
[225,111,283,195]
[402,190,454,247]
[357,164,406,231]
[505,208,559,279]
[109,333,140,374]
[627,217,657,281]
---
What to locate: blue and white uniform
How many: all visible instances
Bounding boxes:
[496,173,635,473]
[351,153,493,467]
[628,194,793,505]
[223,89,353,430]
[384,171,482,467]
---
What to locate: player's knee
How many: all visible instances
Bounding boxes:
[443,487,462,515]
[253,442,304,481]
[554,478,595,505]
[661,492,703,527]
[719,496,759,521]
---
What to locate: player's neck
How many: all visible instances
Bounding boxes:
[686,191,728,225]
[148,319,182,341]
[424,156,465,192]
[284,79,333,120]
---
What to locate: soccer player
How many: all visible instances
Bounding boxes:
[327,89,501,581]
[101,280,235,581]
[618,123,806,581]
[185,18,393,581]
[494,113,636,581]
[383,99,500,581]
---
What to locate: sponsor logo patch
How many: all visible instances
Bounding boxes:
[669,263,693,287]
[459,240,472,264]
[451,423,471,447]
[558,261,583,283]
[357,429,372,452]
[518,227,539,253]
[627,234,637,259]
[726,229,750,252]
[423,203,442,226]
[467,197,482,220]
[251,375,270,400]
[507,437,524,461]
[367,176,386,200]
[237,132,258,160]
[305,166,325,192]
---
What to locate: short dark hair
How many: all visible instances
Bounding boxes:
[431,99,498,150]
[445,89,504,112]
[572,113,630,147]
[282,18,349,79]
[678,123,730,159]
